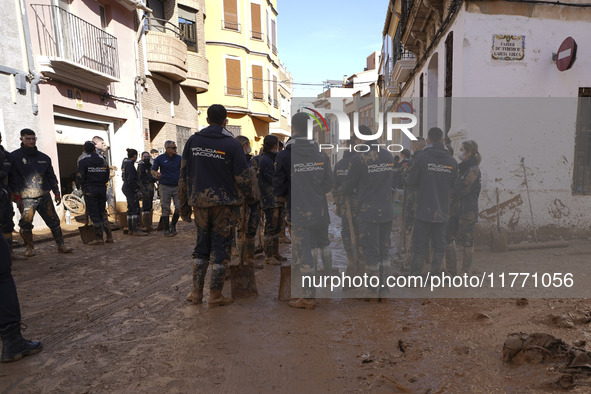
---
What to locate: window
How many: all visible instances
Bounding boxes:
[99,5,107,29]
[267,68,272,103]
[179,5,198,52]
[271,19,277,54]
[250,3,262,40]
[176,125,191,153]
[573,88,591,194]
[223,0,239,31]
[272,75,278,108]
[252,65,264,100]
[225,57,242,96]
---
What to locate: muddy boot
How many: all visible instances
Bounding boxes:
[288,298,316,310]
[186,258,207,304]
[273,237,287,262]
[103,220,114,243]
[141,211,153,232]
[126,215,134,235]
[88,224,104,245]
[170,212,179,236]
[132,216,147,236]
[462,246,474,273]
[162,215,172,237]
[208,290,233,307]
[445,243,458,275]
[245,237,263,269]
[19,229,35,257]
[3,233,25,261]
[1,323,42,363]
[264,237,280,265]
[51,227,73,253]
[279,228,291,244]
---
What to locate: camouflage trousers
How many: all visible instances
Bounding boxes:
[446,216,475,247]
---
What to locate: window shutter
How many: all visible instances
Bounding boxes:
[226,58,242,96]
[251,3,262,39]
[252,65,263,100]
[224,0,238,30]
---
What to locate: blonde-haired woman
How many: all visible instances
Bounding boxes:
[446,140,481,274]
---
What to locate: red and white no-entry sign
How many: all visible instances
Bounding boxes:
[556,37,577,71]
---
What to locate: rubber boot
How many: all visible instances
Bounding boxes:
[88,224,104,245]
[462,246,474,273]
[19,229,35,257]
[103,220,113,243]
[186,258,207,304]
[279,227,291,244]
[245,237,263,269]
[208,290,233,307]
[288,298,316,310]
[273,236,287,262]
[3,233,25,261]
[162,215,172,237]
[141,211,153,232]
[263,237,280,265]
[126,215,134,235]
[209,263,233,307]
[320,246,333,274]
[170,212,179,236]
[132,215,147,236]
[1,323,42,363]
[445,243,458,275]
[51,227,73,253]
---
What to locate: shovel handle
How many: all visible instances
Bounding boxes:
[345,197,359,272]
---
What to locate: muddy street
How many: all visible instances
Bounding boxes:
[2,221,591,392]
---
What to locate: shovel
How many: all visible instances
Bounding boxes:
[231,202,258,298]
[343,197,362,289]
[490,188,508,252]
[78,214,96,244]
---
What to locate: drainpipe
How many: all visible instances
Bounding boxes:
[19,0,41,115]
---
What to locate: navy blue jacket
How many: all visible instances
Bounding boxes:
[9,145,59,198]
[77,153,109,193]
[121,159,140,193]
[258,151,279,209]
[138,159,156,197]
[0,145,10,192]
[407,142,458,223]
[152,153,181,186]
[274,138,332,226]
[452,156,481,222]
[179,124,251,208]
[343,148,395,223]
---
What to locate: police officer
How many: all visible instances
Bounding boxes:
[407,127,457,276]
[9,129,73,257]
[180,104,252,307]
[258,135,286,266]
[275,112,333,310]
[138,151,156,231]
[342,125,396,300]
[0,233,42,362]
[235,135,262,269]
[77,141,112,245]
[122,149,147,236]
[151,141,181,236]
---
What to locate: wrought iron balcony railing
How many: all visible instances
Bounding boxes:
[225,86,243,97]
[31,4,119,79]
[145,16,184,40]
[252,90,264,101]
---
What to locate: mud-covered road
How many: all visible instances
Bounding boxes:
[3,219,591,392]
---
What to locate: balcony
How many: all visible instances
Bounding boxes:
[31,4,119,89]
[251,31,264,41]
[222,20,241,32]
[252,90,264,101]
[392,49,416,83]
[273,98,278,108]
[145,17,188,82]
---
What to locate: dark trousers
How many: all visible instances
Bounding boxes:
[410,219,447,275]
[18,193,60,231]
[291,222,327,298]
[245,203,259,238]
[0,189,15,234]
[123,186,140,216]
[358,220,392,277]
[193,206,235,291]
[263,206,283,238]
[84,187,107,227]
[0,234,21,328]
[141,189,154,212]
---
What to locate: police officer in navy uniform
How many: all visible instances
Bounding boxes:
[180,104,252,307]
[342,125,396,300]
[407,127,457,276]
[0,233,42,362]
[274,112,333,310]
[77,141,112,245]
[138,151,156,231]
[9,129,73,257]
